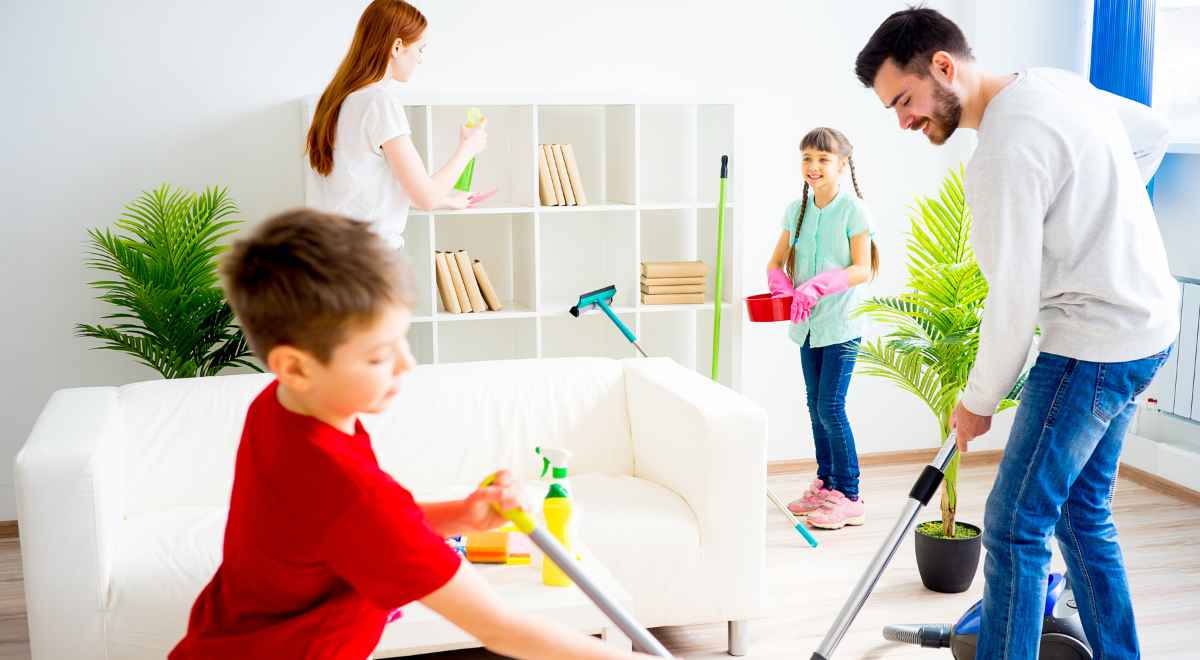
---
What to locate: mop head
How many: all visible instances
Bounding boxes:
[569,285,617,317]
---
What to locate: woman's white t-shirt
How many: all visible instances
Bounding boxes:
[311,79,412,248]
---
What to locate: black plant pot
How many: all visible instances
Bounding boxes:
[914,521,983,593]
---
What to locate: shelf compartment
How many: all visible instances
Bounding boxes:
[537,104,636,206]
[538,209,637,313]
[640,208,699,264]
[433,213,536,314]
[541,313,640,360]
[638,104,697,205]
[637,310,697,369]
[430,105,536,208]
[437,317,537,364]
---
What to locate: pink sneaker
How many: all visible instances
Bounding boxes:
[807,490,865,530]
[787,478,830,516]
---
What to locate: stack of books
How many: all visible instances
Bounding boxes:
[434,250,503,314]
[538,144,588,206]
[641,261,707,305]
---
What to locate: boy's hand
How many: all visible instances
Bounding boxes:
[464,470,524,532]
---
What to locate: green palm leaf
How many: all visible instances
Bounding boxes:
[76,184,261,379]
[853,165,1032,536]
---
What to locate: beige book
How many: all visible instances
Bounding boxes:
[455,250,487,313]
[641,293,705,305]
[639,275,706,286]
[537,147,558,206]
[472,259,503,311]
[434,252,462,314]
[561,144,588,206]
[446,250,472,312]
[640,283,706,295]
[542,145,566,205]
[551,145,576,206]
[640,261,707,278]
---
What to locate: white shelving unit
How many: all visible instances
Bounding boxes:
[304,97,739,389]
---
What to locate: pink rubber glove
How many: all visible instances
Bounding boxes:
[793,269,850,322]
[767,268,794,298]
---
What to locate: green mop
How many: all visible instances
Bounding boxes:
[710,155,818,549]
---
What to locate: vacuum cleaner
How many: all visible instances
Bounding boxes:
[883,572,1092,659]
[811,437,1092,658]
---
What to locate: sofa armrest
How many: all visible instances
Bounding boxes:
[14,387,122,659]
[623,358,767,615]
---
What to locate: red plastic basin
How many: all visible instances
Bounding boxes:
[745,293,790,322]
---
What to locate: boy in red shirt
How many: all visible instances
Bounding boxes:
[170,210,648,659]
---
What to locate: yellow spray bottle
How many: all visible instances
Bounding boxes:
[542,482,573,586]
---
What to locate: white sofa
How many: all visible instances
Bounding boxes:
[15,357,767,659]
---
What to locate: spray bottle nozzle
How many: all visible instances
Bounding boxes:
[535,447,572,479]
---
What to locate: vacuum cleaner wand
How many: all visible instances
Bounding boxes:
[479,473,673,657]
[569,285,648,357]
[812,437,959,659]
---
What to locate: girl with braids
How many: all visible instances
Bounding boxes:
[766,127,879,530]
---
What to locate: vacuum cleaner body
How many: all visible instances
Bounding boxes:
[883,573,1092,659]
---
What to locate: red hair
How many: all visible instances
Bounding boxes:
[306,0,427,176]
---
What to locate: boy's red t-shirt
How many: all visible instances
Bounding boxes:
[170,380,461,659]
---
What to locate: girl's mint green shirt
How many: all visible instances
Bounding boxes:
[782,188,874,348]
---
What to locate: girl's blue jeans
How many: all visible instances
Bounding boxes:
[978,346,1172,659]
[799,336,861,500]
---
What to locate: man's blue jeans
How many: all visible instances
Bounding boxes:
[978,346,1172,659]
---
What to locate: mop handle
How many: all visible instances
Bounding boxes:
[812,437,958,660]
[596,300,648,357]
[711,155,729,380]
[596,300,636,343]
[478,474,673,657]
[765,489,818,548]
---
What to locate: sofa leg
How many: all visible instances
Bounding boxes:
[728,619,750,656]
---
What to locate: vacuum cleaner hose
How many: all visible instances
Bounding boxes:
[882,624,952,648]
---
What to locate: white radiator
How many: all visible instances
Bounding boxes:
[1147,278,1200,423]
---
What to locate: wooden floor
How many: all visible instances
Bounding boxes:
[2,458,1197,658]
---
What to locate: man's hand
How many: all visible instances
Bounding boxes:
[462,470,524,533]
[951,402,992,453]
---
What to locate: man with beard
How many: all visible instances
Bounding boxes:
[855,7,1178,660]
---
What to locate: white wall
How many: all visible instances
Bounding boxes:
[2,0,1099,520]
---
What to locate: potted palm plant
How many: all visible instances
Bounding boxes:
[77,185,260,379]
[855,166,1026,593]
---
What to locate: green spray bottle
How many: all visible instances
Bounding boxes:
[453,107,484,192]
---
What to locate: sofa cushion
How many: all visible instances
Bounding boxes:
[106,507,225,656]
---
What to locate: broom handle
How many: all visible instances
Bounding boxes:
[711,155,729,380]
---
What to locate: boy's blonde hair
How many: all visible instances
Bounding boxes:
[221,209,414,363]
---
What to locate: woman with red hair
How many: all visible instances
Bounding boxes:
[306,0,493,248]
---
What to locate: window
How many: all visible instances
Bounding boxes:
[1154,0,1200,141]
